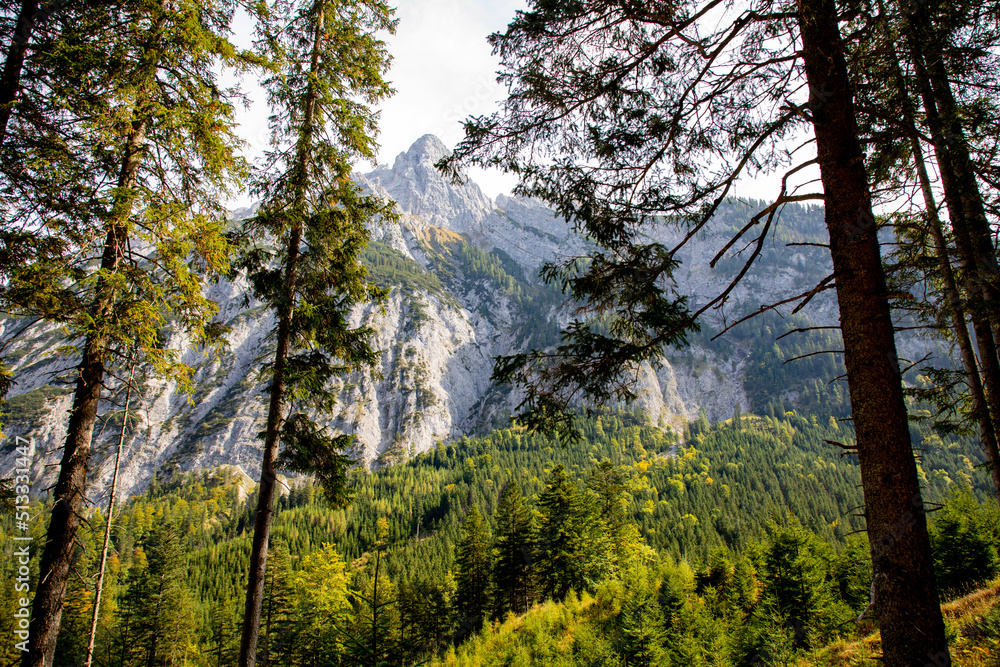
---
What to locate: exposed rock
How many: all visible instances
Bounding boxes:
[0,134,943,499]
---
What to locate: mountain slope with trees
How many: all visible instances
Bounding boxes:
[0,137,899,502]
[0,411,993,665]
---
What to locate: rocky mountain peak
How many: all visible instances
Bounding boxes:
[396,133,450,166]
[365,135,494,233]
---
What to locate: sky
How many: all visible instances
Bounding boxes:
[232,0,525,203]
[230,0,813,207]
[376,0,525,197]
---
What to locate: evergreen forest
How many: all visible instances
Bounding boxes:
[2,0,1000,665]
[2,412,999,665]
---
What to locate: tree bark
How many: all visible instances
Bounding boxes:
[796,0,949,664]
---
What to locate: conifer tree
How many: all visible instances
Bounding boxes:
[0,0,58,145]
[618,571,668,667]
[236,1,395,664]
[345,518,399,667]
[454,506,491,635]
[398,579,452,663]
[850,0,1000,502]
[260,541,294,666]
[536,464,599,600]
[442,0,951,661]
[292,542,352,662]
[143,522,198,667]
[9,3,254,663]
[491,480,535,618]
[112,547,152,667]
[207,594,239,667]
[757,519,848,649]
[588,459,647,576]
[929,489,1000,595]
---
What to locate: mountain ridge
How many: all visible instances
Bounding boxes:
[0,134,937,500]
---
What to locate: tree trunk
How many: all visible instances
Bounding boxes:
[0,0,39,145]
[910,138,1000,502]
[24,113,149,667]
[904,15,1000,503]
[239,7,324,664]
[25,7,166,662]
[796,0,949,665]
[238,219,299,666]
[85,355,136,667]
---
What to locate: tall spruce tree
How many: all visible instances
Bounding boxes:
[535,464,600,601]
[112,546,152,667]
[442,0,950,662]
[588,459,646,576]
[848,0,1000,502]
[260,541,294,667]
[236,1,395,664]
[491,480,535,618]
[344,518,399,667]
[454,506,491,635]
[397,579,452,663]
[757,519,847,648]
[618,571,668,667]
[901,0,1000,503]
[5,3,254,664]
[143,522,198,667]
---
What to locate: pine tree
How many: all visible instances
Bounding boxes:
[588,459,647,576]
[143,522,198,666]
[207,594,238,667]
[112,547,153,667]
[344,519,399,667]
[260,541,294,666]
[757,519,848,649]
[397,579,452,663]
[236,1,395,663]
[491,480,535,618]
[618,571,668,667]
[292,543,352,663]
[929,489,1000,595]
[454,506,491,635]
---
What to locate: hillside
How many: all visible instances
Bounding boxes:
[0,135,950,501]
[0,411,991,666]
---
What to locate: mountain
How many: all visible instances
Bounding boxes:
[0,135,947,500]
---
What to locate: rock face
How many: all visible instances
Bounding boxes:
[0,134,943,499]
